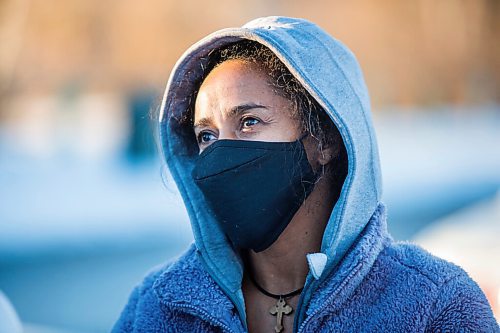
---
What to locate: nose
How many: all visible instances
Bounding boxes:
[217,129,239,141]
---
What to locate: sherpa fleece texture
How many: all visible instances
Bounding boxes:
[112,204,498,332]
[113,16,498,332]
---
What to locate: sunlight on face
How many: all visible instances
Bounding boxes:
[193,60,303,153]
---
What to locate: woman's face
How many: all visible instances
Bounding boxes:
[193,59,303,153]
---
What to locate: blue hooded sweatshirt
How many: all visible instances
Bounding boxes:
[112,16,499,332]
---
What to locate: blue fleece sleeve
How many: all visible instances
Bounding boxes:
[112,285,141,333]
[426,271,499,333]
[111,263,171,333]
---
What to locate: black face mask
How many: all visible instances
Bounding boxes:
[192,137,318,252]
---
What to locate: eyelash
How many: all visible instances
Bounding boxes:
[240,116,261,130]
[197,131,216,144]
[196,116,262,144]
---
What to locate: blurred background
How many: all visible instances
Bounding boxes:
[0,0,499,331]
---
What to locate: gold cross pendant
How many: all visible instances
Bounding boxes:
[269,297,293,333]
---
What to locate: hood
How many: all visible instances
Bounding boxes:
[159,16,382,328]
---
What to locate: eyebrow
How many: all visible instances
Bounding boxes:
[193,103,268,129]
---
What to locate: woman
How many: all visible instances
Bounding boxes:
[113,17,497,332]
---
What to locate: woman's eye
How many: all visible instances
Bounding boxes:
[198,131,216,143]
[241,117,260,129]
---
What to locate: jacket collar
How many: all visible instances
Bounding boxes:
[299,203,390,326]
[153,203,390,332]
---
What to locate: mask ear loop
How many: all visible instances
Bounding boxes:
[299,131,326,184]
[295,131,316,202]
[297,131,325,193]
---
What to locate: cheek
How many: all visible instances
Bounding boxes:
[274,114,303,141]
[254,117,302,142]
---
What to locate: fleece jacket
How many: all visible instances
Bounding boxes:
[112,16,499,332]
[112,204,498,332]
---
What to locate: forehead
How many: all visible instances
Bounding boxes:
[194,60,274,114]
[199,60,269,96]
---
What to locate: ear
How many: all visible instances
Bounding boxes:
[317,144,337,166]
